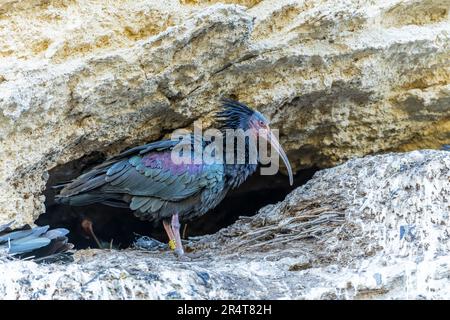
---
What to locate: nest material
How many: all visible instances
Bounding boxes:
[190,200,346,254]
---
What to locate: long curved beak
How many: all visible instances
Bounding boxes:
[267,129,294,186]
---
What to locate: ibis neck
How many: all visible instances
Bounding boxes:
[225,162,258,189]
[222,138,258,189]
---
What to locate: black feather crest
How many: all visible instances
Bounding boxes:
[216,98,255,130]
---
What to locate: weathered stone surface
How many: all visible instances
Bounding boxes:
[0,150,448,299]
[0,1,449,228]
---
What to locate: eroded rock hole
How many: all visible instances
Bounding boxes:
[37,153,317,249]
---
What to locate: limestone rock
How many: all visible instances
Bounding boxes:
[0,150,449,299]
[0,1,449,228]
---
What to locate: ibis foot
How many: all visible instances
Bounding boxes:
[81,218,102,249]
[175,252,193,261]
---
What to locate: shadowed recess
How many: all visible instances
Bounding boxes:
[37,152,317,249]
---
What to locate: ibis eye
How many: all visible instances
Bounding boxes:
[259,120,265,126]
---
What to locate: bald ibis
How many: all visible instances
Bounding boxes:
[55,99,293,255]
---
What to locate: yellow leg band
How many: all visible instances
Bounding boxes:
[168,239,176,250]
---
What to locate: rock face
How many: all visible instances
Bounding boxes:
[0,150,449,299]
[0,0,449,225]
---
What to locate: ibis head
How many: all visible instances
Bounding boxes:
[217,99,294,186]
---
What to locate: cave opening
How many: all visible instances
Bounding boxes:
[37,152,317,250]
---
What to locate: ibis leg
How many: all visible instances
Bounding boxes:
[162,219,176,251]
[171,214,184,256]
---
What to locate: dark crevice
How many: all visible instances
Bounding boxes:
[37,153,317,250]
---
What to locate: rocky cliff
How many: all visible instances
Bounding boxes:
[1,150,449,299]
[0,0,449,225]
